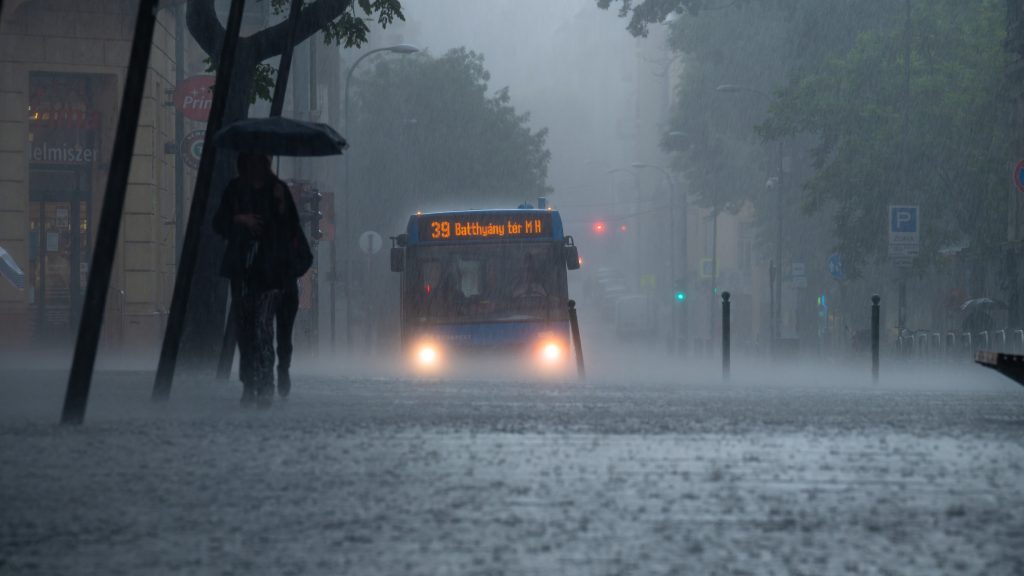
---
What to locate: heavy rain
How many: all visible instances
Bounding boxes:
[1,0,1023,574]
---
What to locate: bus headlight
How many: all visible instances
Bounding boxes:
[414,342,441,368]
[542,342,561,362]
[539,341,563,364]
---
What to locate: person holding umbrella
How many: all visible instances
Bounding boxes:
[213,153,303,407]
[212,117,343,404]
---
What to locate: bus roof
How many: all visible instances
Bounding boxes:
[406,209,565,245]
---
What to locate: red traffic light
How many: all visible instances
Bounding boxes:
[593,221,606,234]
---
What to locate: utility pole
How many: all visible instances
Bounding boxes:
[1006,0,1024,326]
[174,1,185,257]
[897,0,912,335]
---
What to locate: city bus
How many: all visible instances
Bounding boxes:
[390,204,580,374]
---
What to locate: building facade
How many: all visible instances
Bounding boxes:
[0,0,186,350]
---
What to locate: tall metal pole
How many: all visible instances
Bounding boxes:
[339,45,418,351]
[715,85,781,351]
[710,203,719,351]
[341,49,381,353]
[633,163,683,354]
[174,0,185,257]
[897,0,912,335]
[775,141,784,345]
[669,174,677,353]
[62,0,160,425]
[153,0,247,401]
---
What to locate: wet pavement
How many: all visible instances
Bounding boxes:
[2,359,1024,575]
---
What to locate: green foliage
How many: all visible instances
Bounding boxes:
[760,0,1010,276]
[604,0,1011,279]
[201,0,407,102]
[202,57,277,104]
[595,0,748,37]
[660,2,790,215]
[347,48,551,233]
[269,0,404,48]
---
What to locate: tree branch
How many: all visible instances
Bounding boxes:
[250,0,353,61]
[186,0,225,59]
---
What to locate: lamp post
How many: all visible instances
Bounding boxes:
[336,43,419,351]
[715,84,784,349]
[632,162,685,354]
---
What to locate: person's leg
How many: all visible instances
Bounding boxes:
[252,289,282,408]
[237,288,257,406]
[231,280,252,388]
[275,280,299,397]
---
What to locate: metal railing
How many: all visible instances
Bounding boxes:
[894,328,1024,360]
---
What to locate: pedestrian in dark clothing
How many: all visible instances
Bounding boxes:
[213,153,301,407]
[275,279,299,397]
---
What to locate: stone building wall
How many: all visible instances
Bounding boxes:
[0,0,181,349]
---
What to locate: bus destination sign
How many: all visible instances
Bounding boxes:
[418,213,553,241]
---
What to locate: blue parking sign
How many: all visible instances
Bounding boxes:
[889,205,919,244]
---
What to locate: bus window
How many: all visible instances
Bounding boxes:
[408,244,564,324]
[511,253,548,298]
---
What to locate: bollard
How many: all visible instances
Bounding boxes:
[932,333,941,359]
[946,332,956,360]
[871,295,880,382]
[722,292,731,381]
[979,331,990,351]
[568,300,585,380]
[962,333,972,360]
[996,330,1007,353]
[1015,329,1024,354]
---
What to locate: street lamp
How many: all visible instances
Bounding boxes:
[715,83,784,348]
[632,162,686,354]
[335,43,420,352]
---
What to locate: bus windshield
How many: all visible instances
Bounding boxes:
[406,243,565,324]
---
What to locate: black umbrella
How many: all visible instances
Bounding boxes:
[213,116,348,157]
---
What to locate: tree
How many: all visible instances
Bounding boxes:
[180,0,403,366]
[345,48,551,331]
[596,0,739,37]
[349,47,550,223]
[602,0,1011,280]
[759,0,1009,277]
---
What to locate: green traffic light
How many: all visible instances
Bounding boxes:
[675,291,686,302]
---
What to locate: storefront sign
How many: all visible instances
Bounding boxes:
[28,73,101,167]
[174,75,215,122]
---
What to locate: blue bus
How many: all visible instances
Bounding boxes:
[390,205,580,373]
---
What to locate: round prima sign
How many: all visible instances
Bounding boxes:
[174,75,215,122]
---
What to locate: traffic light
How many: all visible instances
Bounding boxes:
[673,278,686,303]
[592,221,606,235]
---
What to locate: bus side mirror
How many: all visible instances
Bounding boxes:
[565,245,580,270]
[391,247,404,272]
